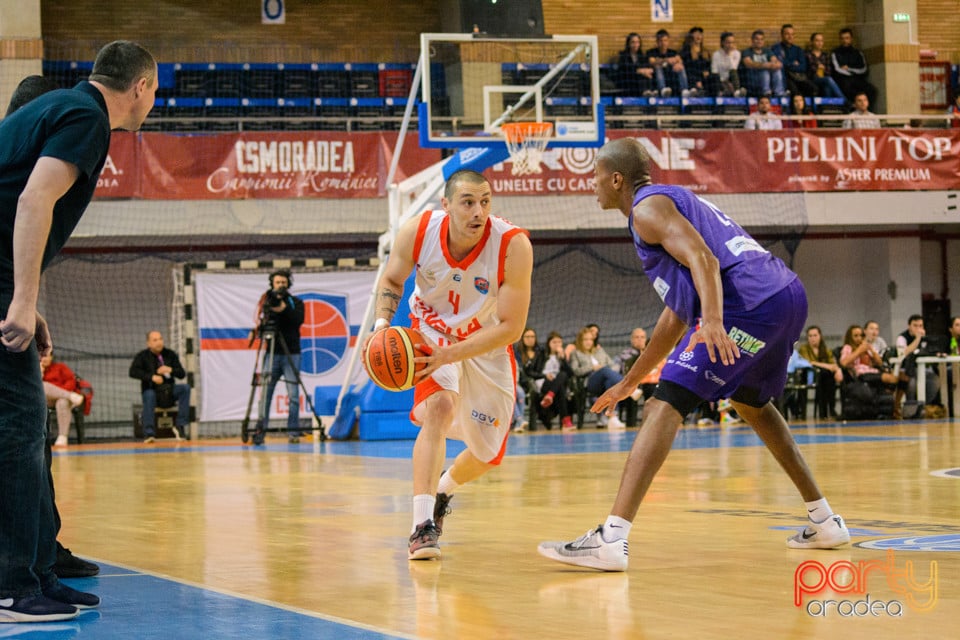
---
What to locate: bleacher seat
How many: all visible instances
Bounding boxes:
[348,64,379,98]
[378,64,414,98]
[316,64,350,97]
[682,97,715,128]
[205,99,242,132]
[714,96,749,128]
[280,66,314,98]
[814,97,847,128]
[244,66,280,99]
[213,68,243,98]
[614,97,654,129]
[351,97,385,130]
[314,97,351,130]
[240,99,279,131]
[174,65,212,97]
[545,96,580,118]
[278,98,314,130]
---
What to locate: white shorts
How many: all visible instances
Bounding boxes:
[411,326,515,465]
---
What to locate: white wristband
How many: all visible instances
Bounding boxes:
[373,318,389,332]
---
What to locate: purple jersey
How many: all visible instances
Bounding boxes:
[628,184,797,327]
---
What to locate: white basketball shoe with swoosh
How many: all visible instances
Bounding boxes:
[538,525,629,572]
[786,514,851,549]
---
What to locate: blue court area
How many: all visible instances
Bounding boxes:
[233,421,922,459]
[8,564,410,640]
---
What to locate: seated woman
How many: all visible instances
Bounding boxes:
[797,325,843,419]
[789,94,817,128]
[838,324,898,387]
[568,326,625,429]
[516,328,574,430]
[40,352,85,447]
[616,32,656,96]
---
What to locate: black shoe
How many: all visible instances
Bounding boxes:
[0,594,78,622]
[42,582,100,609]
[433,492,453,535]
[55,544,99,578]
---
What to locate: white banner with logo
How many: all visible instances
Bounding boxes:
[194,270,374,422]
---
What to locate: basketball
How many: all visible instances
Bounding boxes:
[362,326,427,392]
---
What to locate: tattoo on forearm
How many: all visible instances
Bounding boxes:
[378,289,401,320]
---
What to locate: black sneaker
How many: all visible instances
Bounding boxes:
[433,492,453,535]
[408,520,441,560]
[54,544,99,578]
[42,583,100,609]
[0,594,78,622]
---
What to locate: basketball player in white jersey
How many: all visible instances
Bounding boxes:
[370,169,533,560]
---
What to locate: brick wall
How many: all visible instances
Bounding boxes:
[39,0,957,64]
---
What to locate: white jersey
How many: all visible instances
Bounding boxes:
[408,210,525,342]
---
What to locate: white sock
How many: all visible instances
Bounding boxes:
[437,470,460,496]
[804,498,834,523]
[412,494,436,532]
[602,515,632,541]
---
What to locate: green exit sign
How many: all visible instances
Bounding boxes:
[892,12,910,22]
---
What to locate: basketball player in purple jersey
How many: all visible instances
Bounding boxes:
[539,137,849,571]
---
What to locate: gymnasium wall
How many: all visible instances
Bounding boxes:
[39,0,959,64]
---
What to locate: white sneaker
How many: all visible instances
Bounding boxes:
[54,435,68,447]
[786,514,851,549]
[538,526,628,572]
[68,392,84,408]
[607,415,626,430]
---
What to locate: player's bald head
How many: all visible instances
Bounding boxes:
[597,138,652,192]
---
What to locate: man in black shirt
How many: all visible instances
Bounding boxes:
[0,40,157,623]
[129,330,192,441]
[254,269,306,443]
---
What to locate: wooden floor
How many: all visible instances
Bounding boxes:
[48,417,960,639]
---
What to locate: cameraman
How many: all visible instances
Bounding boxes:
[254,269,305,443]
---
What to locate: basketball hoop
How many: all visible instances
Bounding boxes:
[500,122,553,176]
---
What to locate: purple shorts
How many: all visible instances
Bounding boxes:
[658,278,807,406]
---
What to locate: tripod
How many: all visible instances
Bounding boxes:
[241,323,326,444]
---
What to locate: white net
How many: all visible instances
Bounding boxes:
[501,122,553,175]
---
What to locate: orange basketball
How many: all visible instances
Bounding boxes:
[362,326,427,392]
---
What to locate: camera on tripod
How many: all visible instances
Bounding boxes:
[265,286,287,309]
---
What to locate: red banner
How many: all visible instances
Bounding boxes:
[96,129,960,200]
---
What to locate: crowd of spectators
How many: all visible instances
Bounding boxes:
[613,24,880,113]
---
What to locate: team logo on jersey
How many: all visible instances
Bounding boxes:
[452,273,462,282]
[474,277,489,294]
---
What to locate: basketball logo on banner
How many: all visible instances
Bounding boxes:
[262,0,285,24]
[299,292,350,375]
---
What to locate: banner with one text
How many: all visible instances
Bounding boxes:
[96,129,960,199]
[194,270,375,423]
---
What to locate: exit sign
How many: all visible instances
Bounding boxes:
[892,12,910,22]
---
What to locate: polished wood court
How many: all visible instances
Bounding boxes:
[51,418,959,639]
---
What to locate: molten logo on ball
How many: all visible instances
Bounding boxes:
[363,326,426,392]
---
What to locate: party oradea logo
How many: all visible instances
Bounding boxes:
[794,549,938,617]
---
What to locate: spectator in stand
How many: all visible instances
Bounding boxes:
[681,27,713,96]
[711,32,746,97]
[842,92,881,129]
[789,94,817,128]
[831,28,878,106]
[771,24,817,97]
[565,323,600,358]
[863,320,889,357]
[838,324,898,386]
[744,95,783,130]
[740,29,786,97]
[894,314,940,418]
[646,29,689,97]
[616,33,656,97]
[569,326,626,429]
[538,331,575,430]
[615,327,661,426]
[797,325,843,419]
[805,33,845,99]
[40,353,84,447]
[946,93,960,128]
